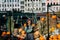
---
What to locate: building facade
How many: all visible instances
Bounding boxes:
[0,0,23,11]
[0,0,60,13]
[46,0,60,12]
[0,0,42,13]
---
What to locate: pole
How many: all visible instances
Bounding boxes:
[21,16,22,26]
[9,14,11,40]
[7,11,12,40]
[47,5,49,40]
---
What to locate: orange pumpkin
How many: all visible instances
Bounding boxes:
[53,39,57,40]
[52,15,57,19]
[50,27,55,32]
[50,35,53,38]
[40,36,45,40]
[1,32,6,36]
[7,32,10,35]
[57,39,60,40]
[57,23,60,28]
[53,35,57,39]
[49,38,53,40]
[57,34,60,39]
[41,17,45,21]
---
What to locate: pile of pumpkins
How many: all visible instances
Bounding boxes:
[39,36,45,40]
[49,34,60,40]
[1,31,10,36]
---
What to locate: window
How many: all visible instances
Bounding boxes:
[21,6,24,8]
[42,8,45,11]
[10,0,11,2]
[20,1,24,4]
[10,4,11,7]
[25,4,27,6]
[36,0,38,1]
[47,0,49,1]
[39,0,41,1]
[53,7,55,10]
[18,8,19,11]
[36,4,38,6]
[0,9,1,11]
[33,0,35,1]
[12,0,14,2]
[31,0,32,1]
[56,7,58,10]
[15,0,17,2]
[0,4,1,7]
[2,9,4,11]
[42,3,45,6]
[5,9,6,11]
[7,0,12,2]
[28,0,29,1]
[18,4,19,6]
[28,8,29,11]
[28,4,30,6]
[39,8,41,10]
[12,4,14,7]
[14,8,17,11]
[25,0,27,1]
[2,4,4,7]
[36,8,38,10]
[21,10,24,12]
[17,0,19,2]
[7,0,9,2]
[4,0,6,2]
[15,4,17,7]
[5,4,6,7]
[7,4,9,7]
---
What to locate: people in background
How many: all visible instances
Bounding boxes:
[25,19,34,40]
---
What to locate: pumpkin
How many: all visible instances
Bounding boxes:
[53,39,57,40]
[51,27,55,32]
[57,23,60,28]
[50,35,53,38]
[57,39,60,40]
[40,36,45,40]
[41,17,45,21]
[49,38,53,40]
[57,34,60,39]
[53,35,57,39]
[1,32,6,36]
[52,15,57,19]
[7,32,10,35]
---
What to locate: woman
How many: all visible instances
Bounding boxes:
[24,20,34,40]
